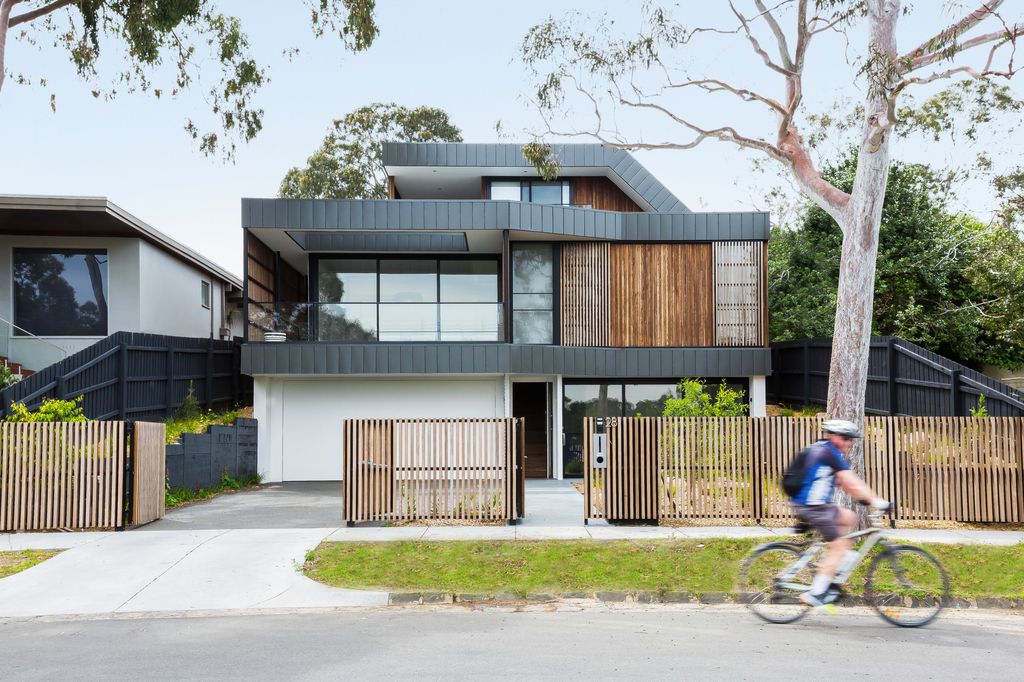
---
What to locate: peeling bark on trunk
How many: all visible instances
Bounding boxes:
[827,0,900,528]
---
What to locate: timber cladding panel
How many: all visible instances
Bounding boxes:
[560,242,611,346]
[570,177,642,212]
[246,233,306,341]
[610,243,714,347]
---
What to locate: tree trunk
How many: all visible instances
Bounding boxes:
[0,0,13,95]
[827,0,900,527]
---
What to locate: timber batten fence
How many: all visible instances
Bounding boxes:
[0,421,166,531]
[584,416,1024,525]
[343,418,524,524]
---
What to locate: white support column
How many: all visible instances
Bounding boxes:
[749,375,767,417]
[554,375,564,480]
[503,374,512,417]
[254,377,285,482]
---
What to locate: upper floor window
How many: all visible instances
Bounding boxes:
[488,180,570,205]
[13,248,108,337]
[201,281,211,309]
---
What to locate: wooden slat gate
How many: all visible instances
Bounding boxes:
[343,418,523,524]
[584,416,1024,526]
[0,420,165,531]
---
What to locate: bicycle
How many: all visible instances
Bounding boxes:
[737,508,951,627]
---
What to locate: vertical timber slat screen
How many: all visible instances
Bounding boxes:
[560,242,610,346]
[0,421,166,531]
[713,241,766,347]
[343,418,522,523]
[583,416,1023,526]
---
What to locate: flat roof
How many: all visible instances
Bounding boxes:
[0,195,241,288]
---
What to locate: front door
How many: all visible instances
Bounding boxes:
[513,382,549,478]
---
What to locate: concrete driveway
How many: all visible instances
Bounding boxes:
[147,482,344,530]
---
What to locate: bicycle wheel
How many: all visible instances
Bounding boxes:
[737,543,812,624]
[865,545,950,627]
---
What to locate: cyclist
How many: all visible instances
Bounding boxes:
[791,419,889,607]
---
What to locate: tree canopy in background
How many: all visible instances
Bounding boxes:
[770,153,1024,370]
[0,0,379,159]
[279,103,462,199]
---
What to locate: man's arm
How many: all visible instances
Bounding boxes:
[835,470,881,506]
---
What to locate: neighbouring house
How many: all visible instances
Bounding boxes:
[0,195,244,376]
[242,143,770,482]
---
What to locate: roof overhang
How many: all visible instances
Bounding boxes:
[0,195,241,288]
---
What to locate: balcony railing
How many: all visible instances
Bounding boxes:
[248,301,504,343]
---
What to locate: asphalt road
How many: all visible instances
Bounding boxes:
[2,605,1021,680]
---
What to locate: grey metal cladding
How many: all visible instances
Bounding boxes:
[242,344,771,378]
[243,199,768,242]
[380,142,689,213]
[287,230,468,251]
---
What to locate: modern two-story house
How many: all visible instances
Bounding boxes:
[242,143,770,482]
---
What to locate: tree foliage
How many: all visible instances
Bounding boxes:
[279,103,463,199]
[0,0,379,159]
[771,153,1024,369]
[5,396,87,422]
[663,379,749,418]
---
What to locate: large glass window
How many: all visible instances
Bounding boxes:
[316,258,377,341]
[489,180,570,205]
[14,248,108,336]
[315,257,500,342]
[511,243,554,344]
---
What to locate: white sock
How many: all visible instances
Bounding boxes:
[810,573,832,595]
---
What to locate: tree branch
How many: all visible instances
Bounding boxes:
[9,0,79,27]
[900,0,1005,65]
[728,1,796,76]
[903,24,1024,73]
[753,0,795,70]
[664,77,789,115]
[0,0,14,94]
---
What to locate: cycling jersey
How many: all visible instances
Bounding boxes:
[790,440,850,506]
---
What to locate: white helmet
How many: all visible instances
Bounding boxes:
[822,419,862,439]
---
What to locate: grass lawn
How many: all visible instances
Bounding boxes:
[0,550,59,579]
[305,539,1024,598]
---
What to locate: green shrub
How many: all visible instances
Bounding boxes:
[0,364,20,389]
[970,394,989,418]
[165,407,241,444]
[175,382,202,421]
[663,379,748,417]
[5,396,88,422]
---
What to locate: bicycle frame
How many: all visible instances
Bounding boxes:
[775,518,891,592]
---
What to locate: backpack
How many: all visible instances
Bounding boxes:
[781,446,813,498]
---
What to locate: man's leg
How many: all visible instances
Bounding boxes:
[803,506,854,603]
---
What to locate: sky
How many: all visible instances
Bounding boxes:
[1,1,1021,278]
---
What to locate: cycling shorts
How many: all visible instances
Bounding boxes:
[792,503,842,541]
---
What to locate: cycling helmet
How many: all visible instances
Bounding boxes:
[822,419,862,439]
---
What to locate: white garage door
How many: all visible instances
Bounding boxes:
[280,378,505,481]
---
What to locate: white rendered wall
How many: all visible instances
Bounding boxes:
[138,241,221,339]
[0,236,141,370]
[254,376,507,482]
[749,375,767,417]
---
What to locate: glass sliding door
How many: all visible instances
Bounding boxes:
[316,258,377,341]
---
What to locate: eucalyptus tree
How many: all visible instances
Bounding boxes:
[520,1,1024,503]
[0,0,378,159]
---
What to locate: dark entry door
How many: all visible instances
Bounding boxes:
[513,382,549,479]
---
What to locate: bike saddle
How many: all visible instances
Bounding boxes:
[792,520,813,535]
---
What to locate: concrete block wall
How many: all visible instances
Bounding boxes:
[165,418,258,490]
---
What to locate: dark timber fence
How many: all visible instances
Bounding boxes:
[0,332,252,421]
[767,336,1024,417]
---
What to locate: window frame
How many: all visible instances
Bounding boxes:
[201,280,212,309]
[308,253,502,343]
[12,247,110,338]
[487,178,572,205]
[509,241,560,345]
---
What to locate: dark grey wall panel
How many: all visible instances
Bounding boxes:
[382,142,689,213]
[242,343,771,378]
[243,199,768,243]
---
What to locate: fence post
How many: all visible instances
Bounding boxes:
[232,343,241,405]
[950,370,963,417]
[55,374,66,400]
[118,343,128,420]
[802,340,811,407]
[887,338,899,416]
[122,421,135,529]
[165,347,175,418]
[205,340,214,410]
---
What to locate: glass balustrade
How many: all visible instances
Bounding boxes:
[247,302,504,342]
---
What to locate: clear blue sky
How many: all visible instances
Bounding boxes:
[1,1,1019,276]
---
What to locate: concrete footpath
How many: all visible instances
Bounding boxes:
[2,524,1021,619]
